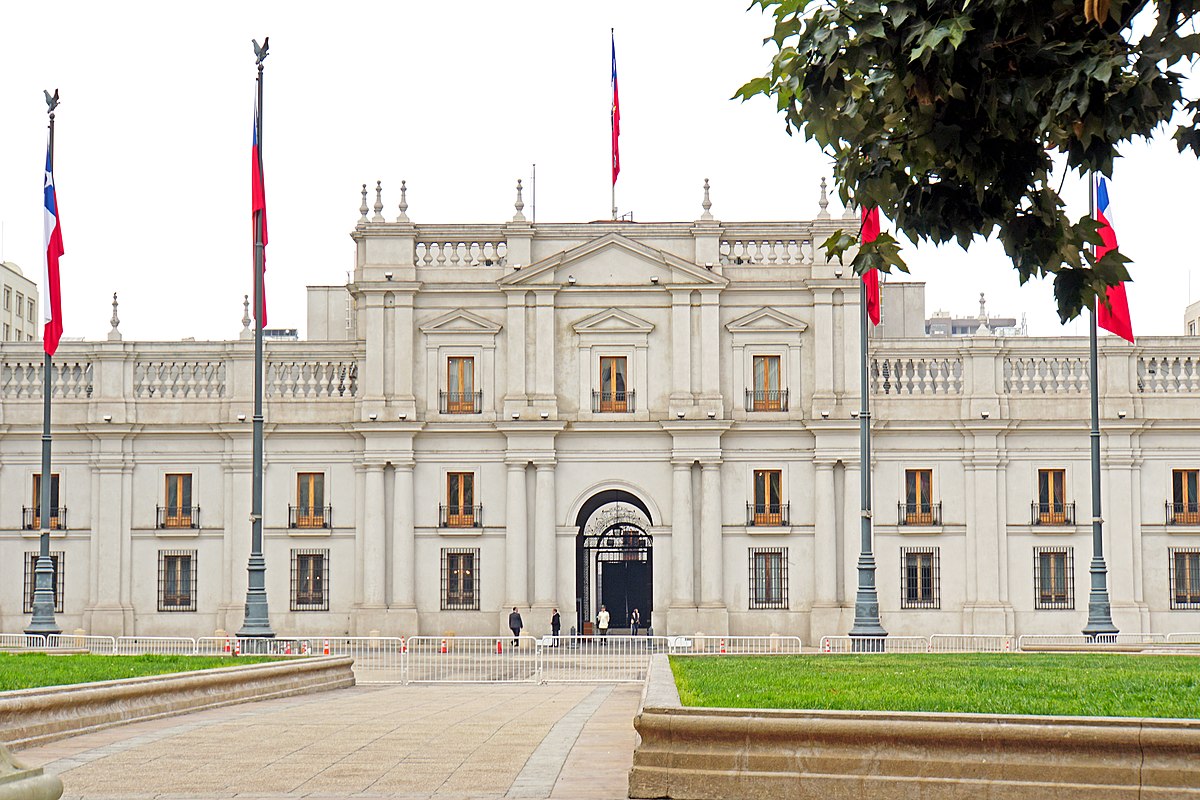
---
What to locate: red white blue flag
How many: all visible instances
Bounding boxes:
[611,32,620,186]
[42,139,64,356]
[252,93,268,326]
[860,206,881,326]
[1095,178,1133,342]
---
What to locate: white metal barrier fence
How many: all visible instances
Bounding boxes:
[0,633,46,649]
[820,636,931,653]
[1165,632,1200,644]
[928,634,1012,653]
[667,635,805,655]
[116,636,197,655]
[1017,633,1168,649]
[46,634,116,653]
[539,635,667,683]
[405,635,540,683]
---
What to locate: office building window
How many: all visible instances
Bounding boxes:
[23,551,64,613]
[443,472,477,527]
[901,547,940,609]
[28,473,63,530]
[751,469,784,525]
[1171,469,1199,524]
[159,473,196,528]
[27,298,34,322]
[902,469,936,524]
[748,355,786,411]
[292,472,329,528]
[14,293,22,319]
[748,547,788,609]
[441,548,480,610]
[158,550,197,611]
[1036,468,1069,524]
[3,287,9,310]
[1170,548,1200,610]
[444,356,479,413]
[291,549,329,611]
[1034,547,1074,610]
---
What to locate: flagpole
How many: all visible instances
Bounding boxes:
[1083,175,1118,641]
[239,41,274,639]
[611,28,618,221]
[27,91,62,638]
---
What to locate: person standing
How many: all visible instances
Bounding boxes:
[551,608,561,646]
[630,607,641,637]
[597,605,610,645]
[509,606,523,647]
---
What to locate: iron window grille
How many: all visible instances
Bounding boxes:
[157,506,200,529]
[158,550,197,612]
[1031,502,1075,526]
[744,389,788,412]
[22,507,67,531]
[23,551,64,613]
[748,547,788,610]
[441,547,480,610]
[591,389,636,413]
[746,502,789,526]
[291,549,329,611]
[1034,546,1074,610]
[901,547,940,609]
[1166,501,1200,525]
[440,504,482,528]
[439,390,483,414]
[1169,548,1200,610]
[897,502,941,526]
[289,504,332,529]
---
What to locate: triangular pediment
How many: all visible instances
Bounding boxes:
[572,307,655,335]
[499,233,727,288]
[725,307,808,334]
[419,308,502,335]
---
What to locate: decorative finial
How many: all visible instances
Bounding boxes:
[979,292,987,319]
[396,179,410,223]
[818,177,830,219]
[513,179,526,221]
[108,292,121,341]
[372,180,385,222]
[359,184,369,224]
[700,178,713,221]
[241,295,253,339]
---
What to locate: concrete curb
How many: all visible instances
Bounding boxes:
[1,656,355,751]
[629,653,1200,799]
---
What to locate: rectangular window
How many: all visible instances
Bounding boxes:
[3,324,9,341]
[445,472,476,527]
[1037,469,1067,524]
[751,469,783,525]
[162,474,195,528]
[904,469,934,524]
[3,287,9,310]
[1170,548,1200,610]
[27,299,34,322]
[30,473,62,530]
[294,473,327,528]
[14,293,23,319]
[598,356,628,412]
[748,547,788,609]
[442,547,480,610]
[901,547,940,609]
[1034,547,1074,610]
[23,551,64,613]
[158,550,197,611]
[1173,469,1199,524]
[750,355,783,411]
[291,549,329,611]
[446,356,477,413]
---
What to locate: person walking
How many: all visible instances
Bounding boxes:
[551,608,561,646]
[509,607,523,647]
[630,607,641,637]
[597,605,610,645]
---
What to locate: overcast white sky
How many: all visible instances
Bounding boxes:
[1,1,1197,341]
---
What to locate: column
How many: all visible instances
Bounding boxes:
[534,463,557,606]
[670,292,691,406]
[700,293,720,399]
[362,464,386,608]
[813,461,837,605]
[535,291,555,400]
[671,462,695,606]
[505,293,526,404]
[393,292,415,406]
[506,462,528,606]
[700,462,724,606]
[392,463,415,607]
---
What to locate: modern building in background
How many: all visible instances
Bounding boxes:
[0,261,38,344]
[1,182,1198,641]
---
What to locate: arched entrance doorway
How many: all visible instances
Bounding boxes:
[575,490,653,634]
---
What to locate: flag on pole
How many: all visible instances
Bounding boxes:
[252,92,268,326]
[42,139,64,356]
[1095,178,1133,342]
[611,32,620,186]
[860,206,881,326]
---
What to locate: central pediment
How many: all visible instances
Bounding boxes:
[499,233,727,288]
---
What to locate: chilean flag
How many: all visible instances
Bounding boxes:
[42,140,64,356]
[860,206,881,326]
[252,94,268,326]
[1095,178,1133,342]
[611,32,620,186]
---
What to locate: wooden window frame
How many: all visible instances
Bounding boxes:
[23,551,64,613]
[296,472,326,529]
[163,474,194,528]
[1173,469,1200,524]
[904,469,934,525]
[1170,548,1200,610]
[598,356,629,412]
[1034,547,1074,610]
[1038,469,1067,524]
[158,550,197,612]
[291,549,329,611]
[446,356,476,413]
[31,473,62,530]
[441,547,480,610]
[748,547,788,609]
[446,472,476,527]
[901,547,940,609]
[751,355,782,411]
[752,469,783,526]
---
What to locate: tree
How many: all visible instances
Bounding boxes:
[737,0,1200,321]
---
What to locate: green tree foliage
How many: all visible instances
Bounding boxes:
[737,0,1200,321]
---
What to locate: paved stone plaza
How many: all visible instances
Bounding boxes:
[15,683,641,800]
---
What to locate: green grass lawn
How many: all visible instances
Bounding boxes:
[0,653,278,692]
[671,653,1200,718]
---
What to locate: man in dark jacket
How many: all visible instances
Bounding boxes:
[551,608,561,646]
[509,607,523,647]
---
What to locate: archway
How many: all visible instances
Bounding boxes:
[575,490,653,634]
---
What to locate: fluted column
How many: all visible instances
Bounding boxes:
[534,463,557,605]
[392,462,415,607]
[700,462,724,606]
[363,464,386,608]
[506,462,529,606]
[671,462,695,606]
[814,461,837,605]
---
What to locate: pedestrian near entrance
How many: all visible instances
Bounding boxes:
[551,608,561,646]
[630,607,641,636]
[509,607,523,647]
[597,605,610,645]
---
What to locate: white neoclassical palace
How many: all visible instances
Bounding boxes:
[2,180,1199,642]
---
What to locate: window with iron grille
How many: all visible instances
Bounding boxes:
[1170,548,1200,610]
[291,549,329,611]
[748,548,788,609]
[442,547,480,610]
[901,547,940,609]
[23,551,64,613]
[1034,547,1074,610]
[158,550,197,611]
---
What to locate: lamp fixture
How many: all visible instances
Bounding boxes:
[1118,411,1127,419]
[707,410,716,419]
[820,411,829,419]
[540,411,550,420]
[568,275,576,285]
[384,271,393,281]
[981,411,990,419]
[103,414,112,423]
[676,411,685,420]
[399,412,407,420]
[368,413,378,421]
[650,276,660,284]
[850,410,859,419]
[512,412,520,420]
[237,414,247,422]
[834,266,844,278]
[705,262,713,270]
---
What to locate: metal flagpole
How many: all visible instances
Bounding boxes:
[26,92,62,638]
[1083,175,1118,640]
[239,39,274,639]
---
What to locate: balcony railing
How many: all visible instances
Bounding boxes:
[22,507,67,531]
[439,390,483,414]
[1166,501,1200,525]
[746,502,789,526]
[289,505,332,529]
[898,502,941,526]
[745,389,788,412]
[157,505,200,529]
[1031,502,1075,526]
[592,390,636,413]
[440,504,483,528]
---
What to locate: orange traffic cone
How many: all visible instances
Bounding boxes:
[440,637,448,654]
[1004,638,1011,652]
[401,637,407,654]
[234,640,242,657]
[496,639,503,655]
[720,638,726,654]
[301,640,310,655]
[223,638,231,654]
[284,642,292,655]
[822,638,831,653]
[323,639,330,656]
